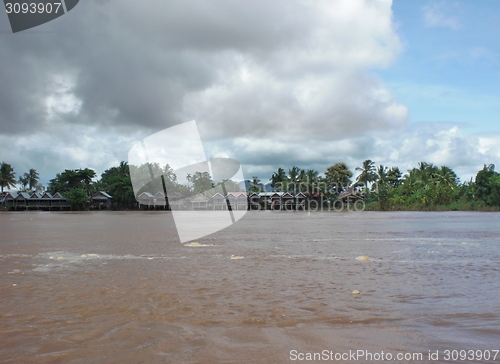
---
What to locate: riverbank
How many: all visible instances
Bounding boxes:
[363,201,500,212]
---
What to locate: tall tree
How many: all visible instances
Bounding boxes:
[375,165,389,210]
[435,166,457,188]
[249,176,262,193]
[355,159,377,190]
[158,163,177,184]
[0,162,16,192]
[475,164,500,206]
[47,168,96,195]
[26,168,40,191]
[324,162,352,194]
[65,189,88,210]
[387,167,402,188]
[18,175,29,191]
[270,168,289,191]
[19,168,40,192]
[304,169,319,195]
[286,166,301,193]
[191,171,213,194]
[78,168,97,197]
[100,161,135,208]
[377,165,388,184]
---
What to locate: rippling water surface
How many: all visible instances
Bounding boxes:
[1,211,500,363]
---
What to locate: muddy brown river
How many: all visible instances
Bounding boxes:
[1,211,500,363]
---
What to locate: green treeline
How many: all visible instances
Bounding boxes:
[1,159,499,210]
[262,160,500,211]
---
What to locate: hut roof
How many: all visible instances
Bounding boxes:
[226,192,248,198]
[212,192,224,198]
[270,192,284,198]
[52,192,66,200]
[98,191,113,198]
[137,192,154,199]
[4,192,18,199]
[16,192,31,200]
[168,191,185,198]
[41,192,53,200]
[30,192,41,199]
[337,187,361,200]
[258,192,284,197]
[190,193,209,202]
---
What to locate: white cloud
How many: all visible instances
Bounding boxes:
[0,124,145,185]
[201,124,500,183]
[423,2,461,30]
[4,0,493,187]
[371,125,500,181]
[45,73,82,119]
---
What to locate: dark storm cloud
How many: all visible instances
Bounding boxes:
[0,0,314,135]
[12,1,487,184]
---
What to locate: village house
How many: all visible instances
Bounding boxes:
[0,191,72,210]
[166,191,185,210]
[190,193,209,210]
[281,192,295,210]
[212,192,226,210]
[137,192,155,209]
[248,192,260,210]
[154,192,168,209]
[90,191,113,209]
[226,192,248,210]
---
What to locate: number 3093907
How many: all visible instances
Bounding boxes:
[5,2,63,14]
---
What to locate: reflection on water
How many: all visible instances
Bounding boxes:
[1,211,500,363]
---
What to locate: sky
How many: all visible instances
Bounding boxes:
[0,0,499,187]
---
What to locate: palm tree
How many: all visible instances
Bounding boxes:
[305,169,319,196]
[435,166,457,188]
[0,162,16,192]
[355,159,377,191]
[415,161,438,186]
[118,161,130,177]
[288,166,301,193]
[377,165,388,183]
[18,175,29,191]
[26,168,39,191]
[387,167,402,188]
[77,168,97,197]
[163,163,177,183]
[249,176,262,193]
[400,169,419,196]
[376,165,389,210]
[270,168,288,191]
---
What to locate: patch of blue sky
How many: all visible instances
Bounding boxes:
[375,0,499,133]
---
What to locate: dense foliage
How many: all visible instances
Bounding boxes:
[64,189,88,210]
[2,160,500,210]
[262,161,500,211]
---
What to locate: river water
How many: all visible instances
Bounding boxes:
[1,211,500,363]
